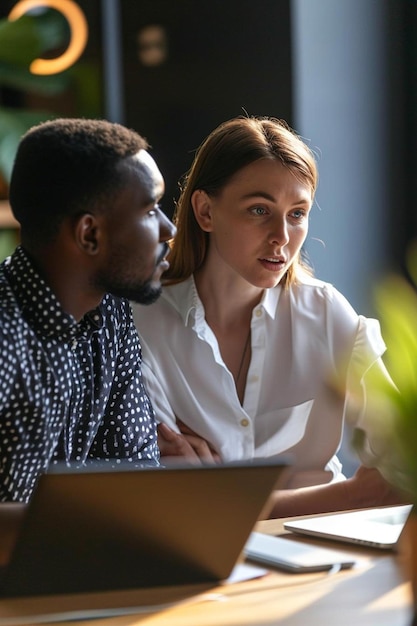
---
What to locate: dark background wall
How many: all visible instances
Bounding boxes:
[119,0,293,217]
[387,0,417,276]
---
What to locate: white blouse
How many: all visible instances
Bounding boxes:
[133,275,392,488]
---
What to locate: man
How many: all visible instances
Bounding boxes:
[0,117,176,502]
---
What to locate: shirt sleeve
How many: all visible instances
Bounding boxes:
[88,309,160,464]
[343,315,399,470]
[319,285,399,474]
[0,325,67,502]
[139,335,180,432]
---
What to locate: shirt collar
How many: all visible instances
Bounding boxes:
[3,246,104,339]
[163,274,282,325]
[259,285,282,319]
[167,276,201,327]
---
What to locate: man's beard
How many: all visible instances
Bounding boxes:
[128,280,162,305]
[94,272,162,305]
[94,244,169,305]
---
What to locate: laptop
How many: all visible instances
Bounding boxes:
[0,458,290,598]
[283,503,413,550]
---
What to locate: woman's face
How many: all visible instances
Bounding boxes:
[192,158,313,289]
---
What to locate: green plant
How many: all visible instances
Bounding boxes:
[0,8,101,260]
[358,245,417,504]
[0,11,70,182]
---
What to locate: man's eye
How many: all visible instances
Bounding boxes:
[148,203,162,216]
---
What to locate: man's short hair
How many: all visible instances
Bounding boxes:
[9,118,148,248]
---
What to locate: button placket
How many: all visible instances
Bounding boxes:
[243,307,265,416]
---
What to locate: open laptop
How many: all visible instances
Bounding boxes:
[0,458,290,598]
[284,504,413,550]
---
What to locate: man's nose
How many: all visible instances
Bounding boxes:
[159,209,177,242]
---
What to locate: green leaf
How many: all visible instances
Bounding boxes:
[0,16,42,66]
[0,12,69,65]
[0,108,56,182]
[0,229,18,262]
[375,275,417,391]
[0,12,70,94]
[0,63,69,95]
[366,266,417,501]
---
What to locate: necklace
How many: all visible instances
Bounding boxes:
[236,329,251,385]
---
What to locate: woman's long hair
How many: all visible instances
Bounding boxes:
[164,116,318,288]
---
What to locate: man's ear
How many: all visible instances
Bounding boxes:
[191,190,213,232]
[74,213,101,255]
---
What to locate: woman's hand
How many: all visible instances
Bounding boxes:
[157,421,220,464]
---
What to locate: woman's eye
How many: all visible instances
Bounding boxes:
[251,206,267,216]
[290,209,307,220]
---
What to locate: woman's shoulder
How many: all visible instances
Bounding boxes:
[289,275,359,320]
[292,274,343,300]
[162,276,197,305]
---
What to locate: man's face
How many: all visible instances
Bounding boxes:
[93,150,176,304]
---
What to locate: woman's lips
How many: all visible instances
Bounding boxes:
[259,257,286,272]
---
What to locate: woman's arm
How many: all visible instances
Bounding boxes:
[264,465,407,519]
[157,422,220,463]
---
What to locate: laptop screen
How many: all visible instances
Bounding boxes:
[0,459,290,597]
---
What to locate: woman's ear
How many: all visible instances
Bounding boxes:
[74,213,100,255]
[191,189,213,232]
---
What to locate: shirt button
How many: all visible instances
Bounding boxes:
[251,375,259,383]
[240,418,250,427]
[255,309,262,317]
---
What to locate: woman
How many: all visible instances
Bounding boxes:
[133,116,403,517]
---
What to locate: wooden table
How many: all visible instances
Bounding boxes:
[0,512,413,626]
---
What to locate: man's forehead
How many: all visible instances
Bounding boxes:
[134,149,161,176]
[127,149,165,199]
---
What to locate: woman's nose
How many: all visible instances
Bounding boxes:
[269,217,289,245]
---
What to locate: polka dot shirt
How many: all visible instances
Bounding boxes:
[0,246,159,502]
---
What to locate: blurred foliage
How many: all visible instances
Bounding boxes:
[0,11,69,183]
[0,228,18,259]
[0,107,54,182]
[0,8,101,261]
[0,11,69,86]
[0,10,101,183]
[363,243,417,504]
